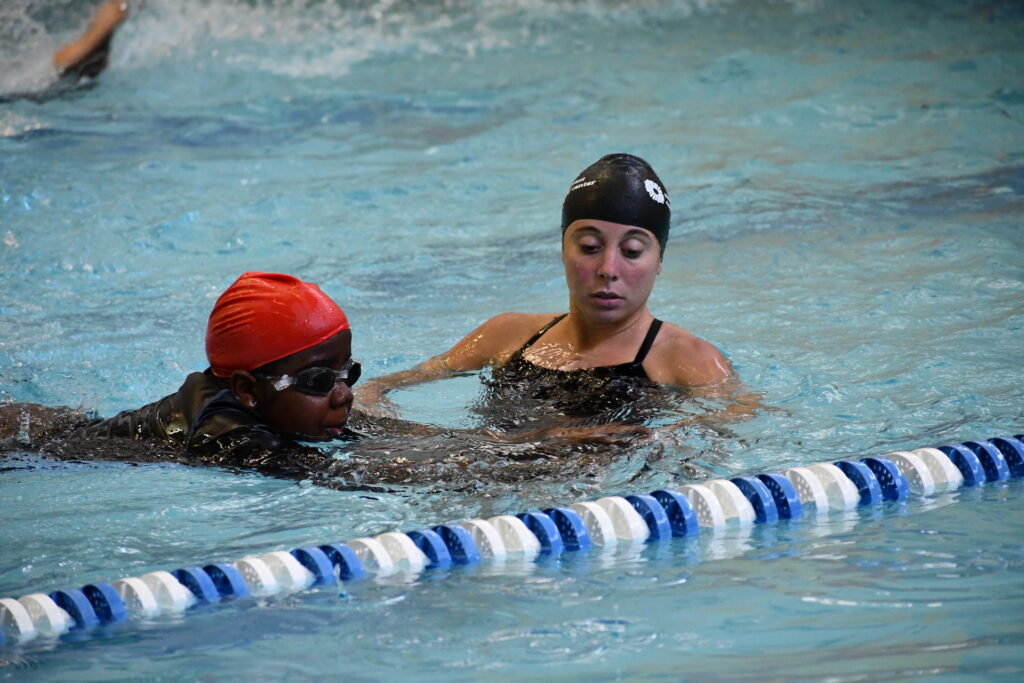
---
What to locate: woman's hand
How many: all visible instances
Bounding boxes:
[352,380,400,419]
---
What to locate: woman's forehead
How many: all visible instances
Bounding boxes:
[565,219,657,240]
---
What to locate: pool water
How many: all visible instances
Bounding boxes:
[2,0,1023,679]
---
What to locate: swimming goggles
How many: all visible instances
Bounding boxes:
[257,359,361,395]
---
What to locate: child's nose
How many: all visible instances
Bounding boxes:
[330,380,354,406]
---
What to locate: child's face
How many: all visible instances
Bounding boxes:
[252,330,356,441]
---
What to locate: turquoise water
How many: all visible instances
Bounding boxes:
[2,0,1023,679]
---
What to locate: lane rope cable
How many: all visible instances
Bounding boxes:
[2,434,1022,647]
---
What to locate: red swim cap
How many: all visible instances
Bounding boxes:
[206,272,350,378]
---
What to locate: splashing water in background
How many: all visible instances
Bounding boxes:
[1,1,1023,676]
[1,0,735,96]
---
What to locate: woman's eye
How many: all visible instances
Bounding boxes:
[622,248,643,259]
[580,243,601,254]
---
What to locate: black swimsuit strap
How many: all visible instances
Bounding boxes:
[518,314,568,354]
[632,319,663,365]
[519,314,662,367]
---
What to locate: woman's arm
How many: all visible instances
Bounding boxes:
[354,312,548,417]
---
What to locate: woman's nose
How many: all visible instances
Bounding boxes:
[597,251,619,280]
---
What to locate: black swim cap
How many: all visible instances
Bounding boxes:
[561,153,671,255]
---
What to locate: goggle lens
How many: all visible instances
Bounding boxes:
[260,360,361,396]
[295,362,361,394]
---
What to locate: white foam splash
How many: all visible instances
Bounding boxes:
[0,0,764,97]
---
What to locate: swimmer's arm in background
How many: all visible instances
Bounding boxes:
[53,0,128,76]
[354,312,548,418]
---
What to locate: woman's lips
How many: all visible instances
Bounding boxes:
[592,291,622,307]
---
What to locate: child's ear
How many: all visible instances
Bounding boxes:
[229,370,260,411]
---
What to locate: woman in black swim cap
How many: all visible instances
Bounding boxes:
[356,153,733,422]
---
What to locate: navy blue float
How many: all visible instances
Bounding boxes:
[991,436,1024,477]
[835,460,883,505]
[755,474,803,519]
[202,563,250,599]
[963,440,1011,482]
[860,457,909,501]
[81,583,126,624]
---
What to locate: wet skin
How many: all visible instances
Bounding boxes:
[232,330,355,441]
[562,218,661,328]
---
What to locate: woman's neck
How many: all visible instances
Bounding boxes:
[565,305,651,358]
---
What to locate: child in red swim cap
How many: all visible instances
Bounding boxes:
[76,272,361,466]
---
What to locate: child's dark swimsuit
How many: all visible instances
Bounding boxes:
[75,369,311,470]
[479,315,665,428]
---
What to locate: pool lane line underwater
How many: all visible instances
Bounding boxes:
[1,435,1022,646]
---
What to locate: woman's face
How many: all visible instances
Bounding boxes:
[250,330,355,441]
[562,219,661,325]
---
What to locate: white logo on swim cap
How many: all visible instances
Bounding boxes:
[645,179,667,205]
[570,176,596,193]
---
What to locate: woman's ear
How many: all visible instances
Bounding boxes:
[229,370,260,411]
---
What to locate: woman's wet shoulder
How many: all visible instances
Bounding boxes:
[483,312,561,360]
[646,322,732,385]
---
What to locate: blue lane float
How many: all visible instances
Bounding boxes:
[963,440,1011,482]
[991,436,1024,477]
[49,589,99,630]
[861,457,909,501]
[171,567,220,603]
[543,507,592,551]
[290,547,336,586]
[407,529,453,569]
[730,476,779,523]
[202,563,250,600]
[938,444,986,485]
[1,435,1021,646]
[432,525,481,564]
[81,583,126,625]
[320,543,366,580]
[834,459,883,505]
[626,494,674,539]
[649,488,701,535]
[755,473,803,519]
[517,511,564,555]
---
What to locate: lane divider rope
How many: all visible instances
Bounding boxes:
[2,434,1022,647]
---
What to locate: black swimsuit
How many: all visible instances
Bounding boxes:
[478,315,664,428]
